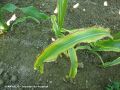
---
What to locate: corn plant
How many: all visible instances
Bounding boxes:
[34,0,114,79]
[0,3,49,34]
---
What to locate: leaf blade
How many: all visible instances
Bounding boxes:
[34,27,112,74]
[20,6,49,20]
[93,39,120,52]
[1,3,17,12]
[68,48,78,78]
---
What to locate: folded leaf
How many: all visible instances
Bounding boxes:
[103,57,120,67]
[34,27,112,74]
[93,39,120,52]
[20,6,49,20]
[68,48,78,78]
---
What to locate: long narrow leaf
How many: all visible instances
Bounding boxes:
[93,39,120,52]
[68,48,78,78]
[57,0,68,29]
[11,16,40,30]
[34,27,112,74]
[103,57,120,67]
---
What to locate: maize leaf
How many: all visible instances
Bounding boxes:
[20,6,49,20]
[93,39,120,52]
[34,27,112,74]
[103,57,120,67]
[1,3,17,12]
[68,48,78,78]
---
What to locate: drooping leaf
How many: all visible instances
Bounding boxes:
[11,16,40,29]
[93,39,120,52]
[68,48,78,78]
[20,6,49,20]
[1,3,17,12]
[103,57,120,67]
[34,27,112,74]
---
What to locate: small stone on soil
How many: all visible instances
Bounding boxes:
[78,62,84,69]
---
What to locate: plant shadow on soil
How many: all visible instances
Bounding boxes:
[0,0,120,90]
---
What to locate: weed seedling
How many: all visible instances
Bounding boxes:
[0,3,49,34]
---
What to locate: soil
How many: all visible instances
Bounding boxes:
[0,0,120,90]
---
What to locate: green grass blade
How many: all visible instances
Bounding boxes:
[93,39,120,52]
[34,27,112,74]
[68,48,78,78]
[1,3,17,12]
[103,57,120,67]
[20,6,49,20]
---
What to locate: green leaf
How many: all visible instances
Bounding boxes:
[103,57,120,67]
[57,0,68,29]
[68,48,78,78]
[34,27,112,74]
[93,39,120,52]
[11,16,40,29]
[51,15,63,37]
[106,82,120,90]
[1,3,17,12]
[20,6,49,20]
[75,45,92,51]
